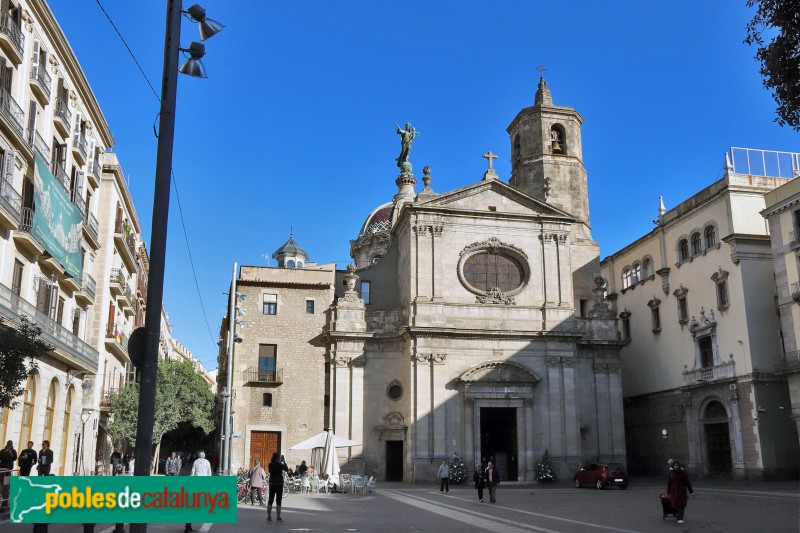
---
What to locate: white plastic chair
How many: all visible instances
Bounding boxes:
[366,476,376,493]
[317,477,329,494]
[353,476,366,495]
[301,475,311,494]
[341,474,352,494]
[293,476,302,493]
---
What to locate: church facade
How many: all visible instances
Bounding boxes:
[222,79,628,482]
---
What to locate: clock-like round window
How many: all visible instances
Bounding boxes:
[463,252,524,292]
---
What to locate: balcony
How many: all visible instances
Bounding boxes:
[61,271,81,292]
[12,207,45,256]
[0,177,21,230]
[29,129,50,162]
[82,210,99,250]
[51,163,69,192]
[70,189,85,219]
[0,87,25,141]
[0,13,23,64]
[99,388,118,411]
[109,268,125,296]
[28,62,51,105]
[74,273,96,306]
[0,282,98,372]
[119,284,135,316]
[114,218,138,271]
[104,323,129,361]
[87,156,101,187]
[243,367,283,386]
[53,97,71,137]
[71,132,87,165]
[683,360,736,386]
[792,282,800,304]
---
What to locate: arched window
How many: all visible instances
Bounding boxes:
[512,134,521,165]
[59,386,73,475]
[642,257,652,278]
[705,225,717,248]
[678,239,689,261]
[297,261,303,268]
[550,124,566,154]
[287,260,295,268]
[42,380,57,444]
[632,263,642,283]
[704,400,727,419]
[277,260,285,267]
[19,373,36,450]
[691,232,702,255]
[622,268,632,289]
[464,253,524,292]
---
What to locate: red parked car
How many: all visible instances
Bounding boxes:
[573,462,629,490]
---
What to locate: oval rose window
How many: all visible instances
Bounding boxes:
[463,252,524,292]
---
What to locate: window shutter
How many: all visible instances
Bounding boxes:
[2,149,15,184]
[73,111,82,142]
[87,140,95,172]
[31,40,40,80]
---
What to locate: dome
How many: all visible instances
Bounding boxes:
[358,202,394,238]
[271,235,309,260]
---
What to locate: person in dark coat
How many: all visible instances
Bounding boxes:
[0,440,17,510]
[37,441,53,476]
[18,441,37,476]
[267,453,289,523]
[666,460,694,524]
[485,461,500,503]
[472,463,485,502]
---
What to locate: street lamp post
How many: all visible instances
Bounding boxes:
[130,3,221,533]
[79,409,93,475]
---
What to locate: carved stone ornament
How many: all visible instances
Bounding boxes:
[432,353,447,364]
[457,360,540,384]
[22,10,33,32]
[334,356,351,367]
[476,288,516,305]
[459,237,527,259]
[593,361,620,372]
[383,411,405,427]
[647,297,661,309]
[546,355,575,367]
[413,224,429,236]
[710,267,729,283]
[341,263,361,302]
[432,225,443,237]
[414,353,432,363]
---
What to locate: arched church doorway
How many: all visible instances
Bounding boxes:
[703,400,732,476]
[480,408,518,481]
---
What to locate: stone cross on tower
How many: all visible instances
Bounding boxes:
[482,151,498,170]
[481,151,499,182]
[536,64,548,76]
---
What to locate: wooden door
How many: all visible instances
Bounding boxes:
[250,431,280,466]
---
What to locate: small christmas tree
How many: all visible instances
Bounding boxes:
[449,453,466,484]
[535,449,556,482]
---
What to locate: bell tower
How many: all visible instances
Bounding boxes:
[507,75,590,229]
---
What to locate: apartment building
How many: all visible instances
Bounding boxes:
[0,0,117,475]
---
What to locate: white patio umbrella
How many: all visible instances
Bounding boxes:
[289,429,360,485]
[321,430,340,484]
[289,430,360,450]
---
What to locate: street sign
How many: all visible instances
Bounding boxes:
[232,435,244,439]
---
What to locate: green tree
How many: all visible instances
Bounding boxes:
[449,453,466,484]
[109,360,214,453]
[745,0,800,130]
[0,317,48,409]
[535,449,556,482]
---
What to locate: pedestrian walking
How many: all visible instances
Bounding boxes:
[472,463,485,502]
[166,452,182,476]
[37,441,53,476]
[18,441,37,476]
[438,459,450,493]
[485,461,499,503]
[248,460,266,505]
[666,460,694,524]
[110,448,122,476]
[0,440,17,510]
[185,451,211,532]
[266,453,289,523]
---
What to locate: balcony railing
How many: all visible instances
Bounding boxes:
[19,206,33,232]
[114,217,137,260]
[82,273,96,300]
[51,163,69,192]
[71,189,85,218]
[54,97,71,128]
[0,177,22,222]
[0,87,25,137]
[0,282,98,372]
[84,210,99,243]
[105,323,129,353]
[73,132,87,160]
[0,13,23,58]
[29,129,50,162]
[110,268,128,290]
[243,367,283,385]
[29,62,51,99]
[683,360,736,386]
[100,388,118,408]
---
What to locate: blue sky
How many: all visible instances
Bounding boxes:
[50,1,798,371]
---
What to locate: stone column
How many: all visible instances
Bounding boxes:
[540,233,558,307]
[728,388,746,478]
[524,397,535,480]
[414,353,432,461]
[333,355,352,447]
[350,356,365,461]
[431,224,444,301]
[562,357,579,459]
[555,233,572,307]
[593,362,612,457]
[413,223,430,301]
[546,356,564,459]
[432,354,448,455]
[464,395,475,466]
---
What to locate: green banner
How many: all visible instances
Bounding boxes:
[32,154,83,279]
[9,476,237,524]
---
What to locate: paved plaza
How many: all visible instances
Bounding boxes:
[2,477,798,533]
